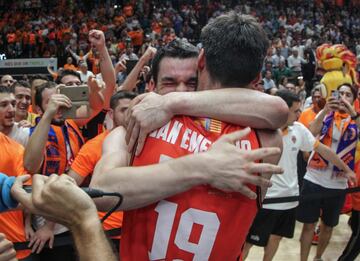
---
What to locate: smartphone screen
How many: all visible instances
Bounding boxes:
[126,60,138,75]
[331,90,339,100]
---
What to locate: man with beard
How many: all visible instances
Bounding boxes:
[0,75,15,88]
[22,81,84,260]
[13,80,38,127]
[0,85,30,147]
[0,85,32,260]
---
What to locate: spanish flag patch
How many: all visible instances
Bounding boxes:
[197,118,222,133]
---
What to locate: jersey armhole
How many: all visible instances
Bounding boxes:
[253,129,263,210]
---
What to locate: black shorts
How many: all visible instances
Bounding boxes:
[296,179,346,227]
[246,207,297,247]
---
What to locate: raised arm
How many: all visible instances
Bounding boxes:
[308,97,338,136]
[82,51,91,63]
[72,29,117,126]
[67,46,81,64]
[166,89,288,128]
[88,30,116,109]
[119,46,156,91]
[24,94,71,173]
[90,128,283,211]
[125,89,289,154]
[47,65,58,80]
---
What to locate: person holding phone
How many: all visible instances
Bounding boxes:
[297,83,360,261]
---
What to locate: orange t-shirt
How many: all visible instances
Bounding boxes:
[298,106,317,129]
[64,63,77,71]
[0,133,31,259]
[121,116,260,260]
[70,130,123,236]
[117,42,126,53]
[128,30,143,47]
[28,33,36,45]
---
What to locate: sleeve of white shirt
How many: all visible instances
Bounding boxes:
[22,127,30,147]
[271,80,276,88]
[297,122,317,152]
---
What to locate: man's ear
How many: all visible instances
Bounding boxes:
[147,78,156,92]
[197,48,205,71]
[250,73,262,86]
[108,108,114,120]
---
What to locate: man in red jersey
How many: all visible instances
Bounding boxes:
[91,12,286,260]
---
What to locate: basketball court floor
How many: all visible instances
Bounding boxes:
[247,215,359,261]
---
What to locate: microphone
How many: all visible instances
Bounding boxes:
[0,174,17,211]
[0,172,108,212]
[0,173,123,222]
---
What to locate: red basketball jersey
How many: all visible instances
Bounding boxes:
[121,116,261,260]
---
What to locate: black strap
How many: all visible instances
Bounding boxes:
[263,186,360,204]
[105,227,122,238]
[13,187,360,250]
[13,228,121,251]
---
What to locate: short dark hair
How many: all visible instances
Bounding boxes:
[35,81,57,110]
[11,80,31,90]
[279,76,288,86]
[110,91,137,110]
[151,39,199,84]
[201,12,269,87]
[56,70,81,84]
[276,89,301,108]
[0,85,13,94]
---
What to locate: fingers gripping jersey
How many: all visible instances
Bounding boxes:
[121,116,261,260]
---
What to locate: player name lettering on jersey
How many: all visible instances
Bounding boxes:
[149,120,252,153]
[149,120,212,153]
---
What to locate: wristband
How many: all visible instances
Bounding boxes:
[2,176,17,209]
[0,173,18,212]
[0,175,6,211]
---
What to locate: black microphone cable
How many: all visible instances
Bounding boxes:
[97,191,123,223]
[24,186,123,222]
